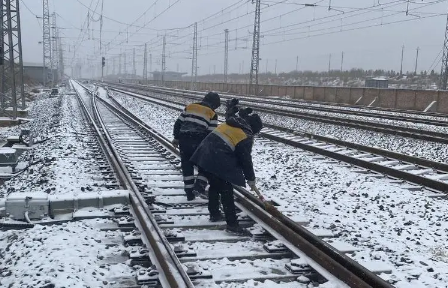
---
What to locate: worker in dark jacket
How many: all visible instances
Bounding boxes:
[190,108,263,234]
[172,92,221,200]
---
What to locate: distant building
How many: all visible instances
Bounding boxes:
[151,71,187,81]
[365,77,388,88]
[23,62,57,84]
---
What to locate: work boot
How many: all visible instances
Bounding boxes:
[226,224,250,236]
[186,192,195,201]
[209,213,224,222]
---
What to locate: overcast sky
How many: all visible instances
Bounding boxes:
[20,0,448,76]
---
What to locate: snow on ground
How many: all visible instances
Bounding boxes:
[0,219,134,288]
[258,112,448,163]
[0,89,133,288]
[112,93,448,287]
[249,102,448,133]
[156,86,448,123]
[155,87,448,133]
[115,89,448,163]
[0,91,114,198]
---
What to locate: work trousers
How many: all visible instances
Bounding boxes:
[179,136,207,195]
[202,171,238,226]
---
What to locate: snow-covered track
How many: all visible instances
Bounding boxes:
[111,81,448,121]
[110,87,448,195]
[73,82,395,287]
[74,82,193,287]
[109,82,448,144]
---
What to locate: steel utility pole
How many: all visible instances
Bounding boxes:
[123,51,127,78]
[42,0,52,87]
[341,51,344,71]
[414,47,419,75]
[1,0,25,118]
[191,22,198,90]
[249,0,261,95]
[162,35,166,85]
[99,0,103,82]
[224,29,229,83]
[118,52,122,76]
[149,53,152,80]
[132,48,136,78]
[112,57,115,75]
[440,14,448,89]
[328,53,331,73]
[143,43,148,83]
[51,12,58,86]
[296,56,298,71]
[58,32,64,80]
[400,45,404,76]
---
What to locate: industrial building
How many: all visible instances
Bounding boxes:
[23,63,57,85]
[151,71,187,81]
[365,77,389,88]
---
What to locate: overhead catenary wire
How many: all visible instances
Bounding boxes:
[165,0,446,56]
[71,0,447,77]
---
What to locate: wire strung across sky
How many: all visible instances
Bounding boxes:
[44,0,448,74]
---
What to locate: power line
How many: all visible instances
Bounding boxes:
[20,0,38,17]
[262,13,443,46]
[166,1,445,62]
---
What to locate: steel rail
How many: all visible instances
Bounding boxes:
[115,82,448,127]
[110,87,448,193]
[101,85,394,288]
[110,80,448,119]
[110,83,448,144]
[110,85,448,171]
[73,82,195,288]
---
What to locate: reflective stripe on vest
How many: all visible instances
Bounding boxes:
[184,103,216,124]
[212,123,247,151]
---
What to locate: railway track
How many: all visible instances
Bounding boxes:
[72,81,394,287]
[111,81,448,123]
[108,82,448,144]
[107,86,448,195]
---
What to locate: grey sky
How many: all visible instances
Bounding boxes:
[20,0,448,76]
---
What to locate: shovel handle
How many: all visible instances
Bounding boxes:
[252,186,264,200]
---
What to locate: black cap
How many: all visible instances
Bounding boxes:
[247,114,263,134]
[203,92,221,110]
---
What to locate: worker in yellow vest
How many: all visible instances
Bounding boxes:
[190,108,262,234]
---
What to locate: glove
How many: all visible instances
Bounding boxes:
[239,107,253,118]
[226,98,239,109]
[247,179,257,191]
[225,106,239,118]
[172,139,179,149]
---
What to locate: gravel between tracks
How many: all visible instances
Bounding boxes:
[164,87,448,122]
[119,90,448,164]
[0,89,136,288]
[112,92,448,288]
[0,219,133,288]
[0,90,114,197]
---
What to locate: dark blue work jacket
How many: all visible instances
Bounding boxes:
[190,116,256,186]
